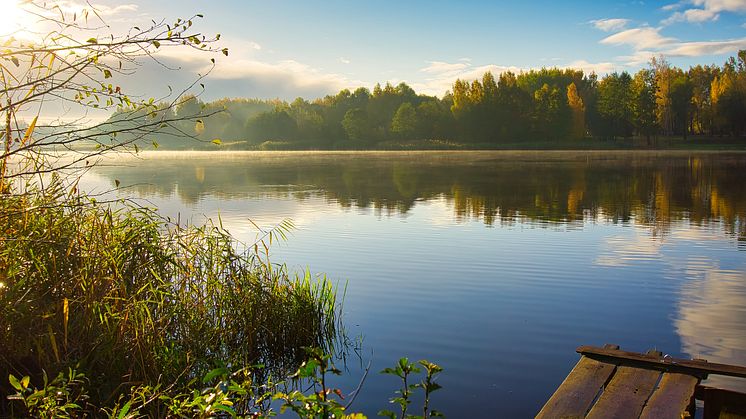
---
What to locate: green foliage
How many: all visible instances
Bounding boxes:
[7,369,89,418]
[379,358,444,419]
[0,176,341,415]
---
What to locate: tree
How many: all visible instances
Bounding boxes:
[632,68,658,143]
[391,102,418,139]
[652,57,675,136]
[596,72,634,139]
[0,2,224,191]
[245,108,298,144]
[567,82,586,139]
[341,107,369,144]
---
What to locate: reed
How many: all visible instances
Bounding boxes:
[0,176,341,415]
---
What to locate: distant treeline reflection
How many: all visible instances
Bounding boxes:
[98,152,746,239]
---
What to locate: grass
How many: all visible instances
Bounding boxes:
[0,175,341,416]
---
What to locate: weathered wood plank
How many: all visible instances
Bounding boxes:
[585,366,661,419]
[639,372,699,419]
[698,386,746,419]
[536,356,617,419]
[577,345,746,378]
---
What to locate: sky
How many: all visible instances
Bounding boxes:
[7,0,746,102]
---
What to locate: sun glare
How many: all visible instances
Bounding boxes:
[0,0,31,36]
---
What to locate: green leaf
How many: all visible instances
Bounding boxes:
[211,138,222,145]
[212,404,236,415]
[9,374,21,391]
[202,367,229,383]
[152,40,160,48]
[378,409,396,419]
[117,401,132,419]
[87,38,97,44]
[103,69,112,79]
[222,48,229,56]
[20,376,29,389]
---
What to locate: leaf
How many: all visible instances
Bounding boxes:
[86,38,97,44]
[117,401,132,419]
[20,376,29,389]
[152,40,160,49]
[114,179,120,188]
[202,367,229,383]
[378,410,396,419]
[11,57,19,67]
[21,116,38,146]
[212,404,236,415]
[103,69,112,79]
[222,48,229,56]
[211,138,222,145]
[9,374,21,391]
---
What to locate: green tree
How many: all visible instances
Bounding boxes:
[632,68,658,143]
[341,107,370,144]
[391,102,418,139]
[596,72,634,139]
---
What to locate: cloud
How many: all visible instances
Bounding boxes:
[195,58,361,100]
[601,27,676,49]
[661,0,746,24]
[339,57,351,64]
[562,60,618,74]
[591,18,631,32]
[412,61,525,96]
[247,41,262,51]
[49,1,139,17]
[665,37,746,56]
[663,8,720,24]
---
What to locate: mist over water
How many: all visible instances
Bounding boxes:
[81,151,746,417]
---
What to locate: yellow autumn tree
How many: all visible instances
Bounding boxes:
[566,82,585,139]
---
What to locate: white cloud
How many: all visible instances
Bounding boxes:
[49,1,139,17]
[247,41,262,51]
[601,27,675,49]
[591,18,631,32]
[412,61,525,96]
[665,37,746,55]
[562,60,618,74]
[616,50,658,66]
[339,57,351,64]
[663,8,720,24]
[662,3,683,11]
[662,0,746,24]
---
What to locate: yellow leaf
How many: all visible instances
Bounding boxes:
[21,116,38,146]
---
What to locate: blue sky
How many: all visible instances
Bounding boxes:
[15,0,746,101]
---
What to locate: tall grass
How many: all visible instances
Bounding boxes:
[0,176,341,415]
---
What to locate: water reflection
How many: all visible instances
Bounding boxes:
[81,151,746,416]
[90,151,746,240]
[678,268,746,392]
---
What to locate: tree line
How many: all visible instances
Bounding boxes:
[109,51,746,149]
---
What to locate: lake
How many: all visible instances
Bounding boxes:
[80,150,746,417]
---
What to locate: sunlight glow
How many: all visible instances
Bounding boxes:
[0,0,30,36]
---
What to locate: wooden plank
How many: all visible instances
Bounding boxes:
[698,386,746,419]
[577,345,746,378]
[536,356,617,419]
[585,366,661,419]
[639,373,699,419]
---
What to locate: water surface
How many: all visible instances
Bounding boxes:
[81,151,746,417]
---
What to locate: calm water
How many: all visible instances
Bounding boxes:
[80,151,746,417]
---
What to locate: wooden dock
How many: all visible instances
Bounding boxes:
[537,344,746,419]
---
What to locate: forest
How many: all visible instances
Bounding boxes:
[102,51,746,150]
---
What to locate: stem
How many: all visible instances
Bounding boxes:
[1,98,11,193]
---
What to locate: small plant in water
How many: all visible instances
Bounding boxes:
[379,358,443,419]
[275,347,364,418]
